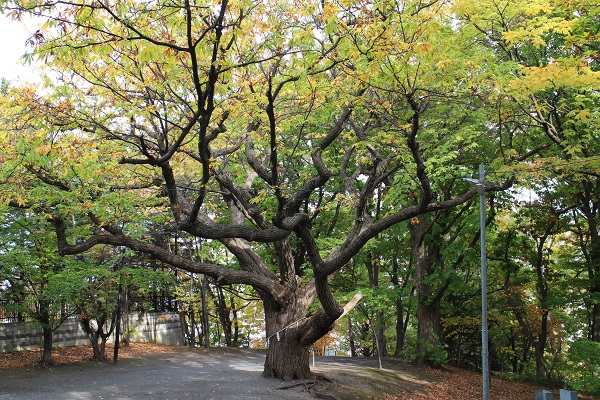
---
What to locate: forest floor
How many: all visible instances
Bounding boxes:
[1,343,597,400]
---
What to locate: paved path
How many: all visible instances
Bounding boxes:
[0,348,317,400]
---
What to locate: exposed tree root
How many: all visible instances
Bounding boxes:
[277,375,340,400]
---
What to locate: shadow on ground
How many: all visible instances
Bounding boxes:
[309,356,434,400]
[2,346,597,400]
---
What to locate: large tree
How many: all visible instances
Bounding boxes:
[0,0,513,379]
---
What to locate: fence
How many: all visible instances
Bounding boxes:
[0,312,185,353]
[0,294,182,324]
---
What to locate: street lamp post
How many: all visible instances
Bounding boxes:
[466,164,490,400]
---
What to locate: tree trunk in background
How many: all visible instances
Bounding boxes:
[201,274,210,349]
[375,310,387,357]
[394,299,405,357]
[392,257,412,357]
[573,169,600,343]
[590,243,600,342]
[365,252,388,357]
[113,281,123,364]
[40,304,54,365]
[121,287,130,347]
[593,302,600,342]
[412,216,445,366]
[188,308,196,347]
[394,294,412,357]
[41,327,53,365]
[215,283,233,346]
[80,312,115,361]
[186,274,196,348]
[348,316,357,357]
[533,228,552,378]
[232,295,240,345]
[574,214,600,342]
[37,280,54,365]
[83,323,103,361]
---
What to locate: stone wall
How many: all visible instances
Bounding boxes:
[124,312,185,346]
[0,312,185,352]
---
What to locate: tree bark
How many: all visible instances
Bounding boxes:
[261,295,314,380]
[214,283,233,346]
[412,216,445,366]
[589,240,600,342]
[392,257,412,357]
[38,297,54,366]
[593,302,600,342]
[201,274,210,349]
[365,252,388,357]
[263,328,312,381]
[41,324,53,366]
[348,316,357,357]
[261,283,361,379]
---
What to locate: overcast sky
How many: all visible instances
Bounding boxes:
[0,15,43,84]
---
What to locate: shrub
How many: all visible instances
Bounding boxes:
[561,340,600,396]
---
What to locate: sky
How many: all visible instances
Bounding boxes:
[0,15,43,84]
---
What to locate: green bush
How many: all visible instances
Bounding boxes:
[562,340,600,396]
[3,343,15,353]
[404,340,448,367]
[426,343,448,367]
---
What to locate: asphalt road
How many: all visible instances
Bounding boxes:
[0,348,317,400]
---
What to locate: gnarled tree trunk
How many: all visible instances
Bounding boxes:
[260,283,316,380]
[263,328,312,380]
[260,270,363,380]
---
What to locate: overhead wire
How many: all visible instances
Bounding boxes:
[447,156,600,182]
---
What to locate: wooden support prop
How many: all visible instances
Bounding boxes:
[338,292,362,321]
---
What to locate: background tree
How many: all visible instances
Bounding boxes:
[454,0,600,342]
[0,209,81,364]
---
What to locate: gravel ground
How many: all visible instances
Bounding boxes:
[0,347,316,400]
[3,346,597,400]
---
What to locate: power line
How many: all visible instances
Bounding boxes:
[449,156,600,181]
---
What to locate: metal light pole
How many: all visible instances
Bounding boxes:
[478,164,490,400]
[466,164,490,400]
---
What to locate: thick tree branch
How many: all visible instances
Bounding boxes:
[180,212,309,241]
[51,215,286,301]
[406,94,433,207]
[316,180,512,276]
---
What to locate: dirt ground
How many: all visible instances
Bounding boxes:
[1,344,597,400]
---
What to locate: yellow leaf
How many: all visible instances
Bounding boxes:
[575,109,591,120]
